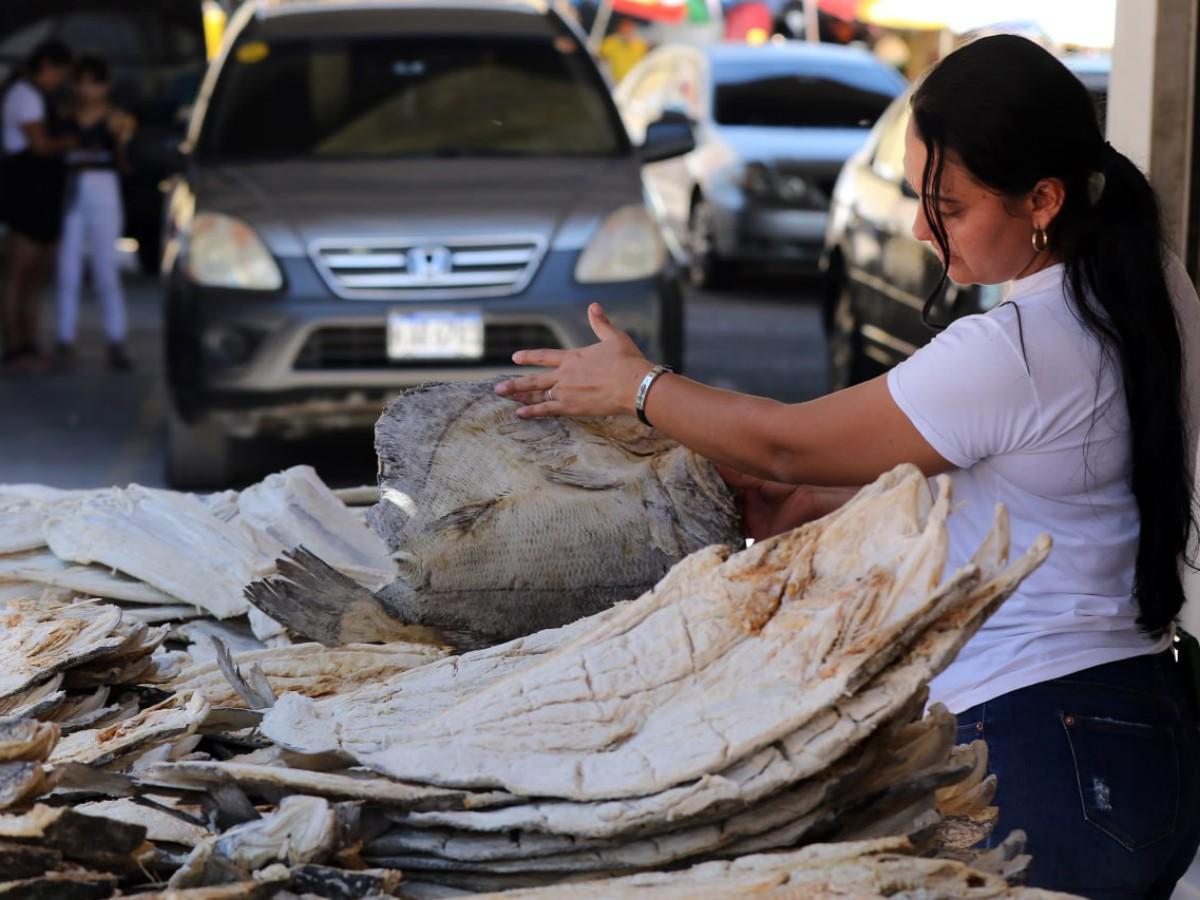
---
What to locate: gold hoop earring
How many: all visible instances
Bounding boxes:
[1032,227,1049,252]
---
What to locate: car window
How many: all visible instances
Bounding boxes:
[871,100,910,184]
[711,56,904,128]
[199,33,624,159]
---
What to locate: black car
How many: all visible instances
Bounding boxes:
[820,53,1109,390]
[162,0,693,487]
[0,0,209,272]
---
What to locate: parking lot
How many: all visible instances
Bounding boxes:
[0,273,827,489]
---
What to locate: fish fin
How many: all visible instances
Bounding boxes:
[244,547,446,647]
[428,496,504,536]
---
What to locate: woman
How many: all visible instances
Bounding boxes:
[496,35,1200,897]
[55,55,135,372]
[0,39,73,373]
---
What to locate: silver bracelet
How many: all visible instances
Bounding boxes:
[635,364,673,428]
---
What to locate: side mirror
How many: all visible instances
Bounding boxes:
[640,111,695,164]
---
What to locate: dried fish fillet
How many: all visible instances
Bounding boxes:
[43,486,269,619]
[0,602,127,702]
[77,799,210,847]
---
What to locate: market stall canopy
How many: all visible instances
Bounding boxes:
[611,0,715,23]
[858,0,1115,48]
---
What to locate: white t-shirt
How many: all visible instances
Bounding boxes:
[887,259,1200,714]
[2,80,45,155]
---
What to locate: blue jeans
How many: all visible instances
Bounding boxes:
[956,651,1200,898]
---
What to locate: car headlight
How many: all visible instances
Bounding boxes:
[185,212,283,290]
[575,206,666,283]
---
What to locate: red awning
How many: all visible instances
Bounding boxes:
[818,0,861,21]
[611,0,690,23]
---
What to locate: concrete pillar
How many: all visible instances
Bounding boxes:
[1109,0,1197,263]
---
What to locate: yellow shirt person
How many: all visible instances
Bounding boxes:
[600,20,648,83]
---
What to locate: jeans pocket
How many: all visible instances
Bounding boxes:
[1060,711,1179,850]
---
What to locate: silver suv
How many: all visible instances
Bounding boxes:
[162,0,692,487]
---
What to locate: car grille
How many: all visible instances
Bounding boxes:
[293,323,560,370]
[311,236,547,301]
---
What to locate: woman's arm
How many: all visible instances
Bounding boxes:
[20,121,73,157]
[496,304,951,486]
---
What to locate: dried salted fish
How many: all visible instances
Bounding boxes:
[0,601,127,703]
[319,469,972,798]
[460,836,1075,900]
[0,803,149,870]
[0,674,66,720]
[234,465,396,590]
[0,870,119,899]
[167,642,447,709]
[0,719,59,762]
[0,761,46,809]
[169,795,337,888]
[0,549,179,605]
[0,501,51,554]
[247,380,742,650]
[43,486,269,619]
[76,799,211,847]
[50,692,212,768]
[142,759,513,811]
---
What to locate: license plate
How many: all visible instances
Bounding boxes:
[387,311,484,360]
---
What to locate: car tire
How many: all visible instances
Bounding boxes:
[165,405,235,489]
[826,280,871,392]
[687,198,732,291]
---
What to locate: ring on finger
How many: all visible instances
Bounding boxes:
[547,387,555,402]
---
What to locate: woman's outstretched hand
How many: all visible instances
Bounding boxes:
[719,468,857,541]
[494,303,654,419]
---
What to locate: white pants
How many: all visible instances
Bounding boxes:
[56,169,127,344]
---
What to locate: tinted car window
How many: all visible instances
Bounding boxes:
[200,34,623,159]
[712,57,903,128]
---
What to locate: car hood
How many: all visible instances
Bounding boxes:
[714,126,871,167]
[191,157,641,253]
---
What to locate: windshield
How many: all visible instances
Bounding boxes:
[198,33,624,160]
[712,57,903,129]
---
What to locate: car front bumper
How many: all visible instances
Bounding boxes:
[167,251,671,439]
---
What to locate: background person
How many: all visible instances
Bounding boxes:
[599,16,647,83]
[0,39,73,373]
[496,35,1200,897]
[55,55,135,372]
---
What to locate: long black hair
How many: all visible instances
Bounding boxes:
[911,34,1193,636]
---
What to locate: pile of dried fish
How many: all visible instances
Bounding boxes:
[0,428,1065,897]
[150,465,1049,895]
[0,465,399,652]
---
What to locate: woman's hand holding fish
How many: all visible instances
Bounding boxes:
[495,303,653,419]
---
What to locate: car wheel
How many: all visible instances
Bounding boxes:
[165,405,235,489]
[687,199,731,290]
[826,280,871,392]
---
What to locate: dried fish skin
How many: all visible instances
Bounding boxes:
[362,380,742,648]
[76,799,211,848]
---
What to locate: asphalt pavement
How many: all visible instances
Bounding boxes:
[0,271,828,490]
